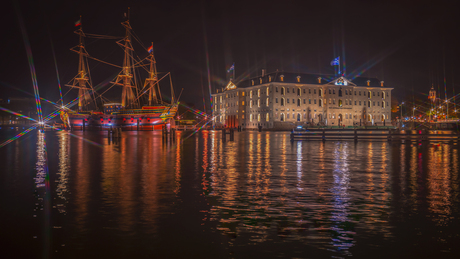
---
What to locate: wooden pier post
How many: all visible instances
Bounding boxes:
[222,128,226,142]
[354,129,358,142]
[322,129,326,141]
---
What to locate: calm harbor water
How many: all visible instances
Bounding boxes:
[1,130,460,258]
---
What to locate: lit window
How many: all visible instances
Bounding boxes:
[250,100,252,108]
[297,98,301,106]
[281,98,285,106]
[339,99,342,107]
[297,88,301,96]
[266,98,269,106]
[258,114,260,122]
[259,78,262,84]
[266,113,269,121]
[250,91,253,98]
[251,80,254,86]
[281,87,285,95]
[242,91,245,97]
[280,75,284,82]
[297,76,301,82]
[242,101,245,106]
[250,114,253,122]
[267,87,269,96]
[258,99,260,107]
[258,89,261,97]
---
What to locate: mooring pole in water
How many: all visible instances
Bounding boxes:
[222,128,226,142]
[83,119,85,131]
[137,119,140,131]
[322,129,326,141]
[354,129,358,142]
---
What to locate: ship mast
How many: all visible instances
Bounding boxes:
[67,17,92,111]
[143,44,162,105]
[114,10,137,108]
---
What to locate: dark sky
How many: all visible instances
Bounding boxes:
[2,0,459,112]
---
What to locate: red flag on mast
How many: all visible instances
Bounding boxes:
[75,19,81,27]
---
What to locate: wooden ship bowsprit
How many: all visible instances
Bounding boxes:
[61,14,178,130]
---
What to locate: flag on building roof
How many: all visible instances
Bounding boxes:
[147,45,153,53]
[227,63,235,73]
[330,56,340,66]
[75,19,81,27]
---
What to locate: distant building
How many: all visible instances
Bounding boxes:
[211,71,393,129]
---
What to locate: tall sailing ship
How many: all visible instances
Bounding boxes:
[60,14,178,129]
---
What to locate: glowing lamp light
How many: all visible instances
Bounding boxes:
[38,121,44,125]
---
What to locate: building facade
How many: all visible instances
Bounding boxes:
[212,72,393,129]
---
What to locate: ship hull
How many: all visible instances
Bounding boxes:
[65,105,178,130]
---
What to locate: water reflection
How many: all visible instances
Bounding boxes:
[4,131,460,258]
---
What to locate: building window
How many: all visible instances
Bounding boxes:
[309,99,311,104]
[355,101,357,105]
[329,113,332,119]
[258,114,260,122]
[267,87,269,96]
[280,75,284,82]
[368,91,371,98]
[319,89,322,97]
[250,90,253,98]
[250,100,253,108]
[333,89,335,94]
[281,113,285,121]
[382,91,385,99]
[354,91,356,95]
[329,89,331,94]
[242,101,245,106]
[333,99,335,104]
[319,99,322,107]
[297,98,301,106]
[250,114,253,122]
[314,99,317,104]
[258,89,261,97]
[303,99,306,104]
[309,89,311,94]
[297,88,301,96]
[338,88,342,97]
[266,98,269,106]
[242,114,245,119]
[276,87,278,92]
[242,91,245,96]
[287,88,290,93]
[345,89,348,95]
[378,101,380,106]
[259,78,262,84]
[346,114,348,119]
[329,99,331,104]
[266,113,269,122]
[281,87,285,95]
[287,99,290,104]
[368,101,371,108]
[251,80,254,86]
[373,101,375,106]
[297,76,301,82]
[281,98,285,106]
[220,96,223,102]
[314,89,316,94]
[378,92,380,96]
[373,91,375,96]
[345,100,348,105]
[287,113,290,119]
[339,99,342,107]
[276,98,278,103]
[303,89,306,94]
[257,99,260,107]
[269,76,272,82]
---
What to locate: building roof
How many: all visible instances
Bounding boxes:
[225,71,386,91]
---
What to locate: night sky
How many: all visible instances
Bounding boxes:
[2,0,459,112]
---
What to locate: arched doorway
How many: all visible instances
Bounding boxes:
[280,113,285,122]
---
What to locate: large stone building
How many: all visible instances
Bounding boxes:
[212,71,393,129]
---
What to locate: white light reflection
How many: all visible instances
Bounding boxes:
[330,142,354,256]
